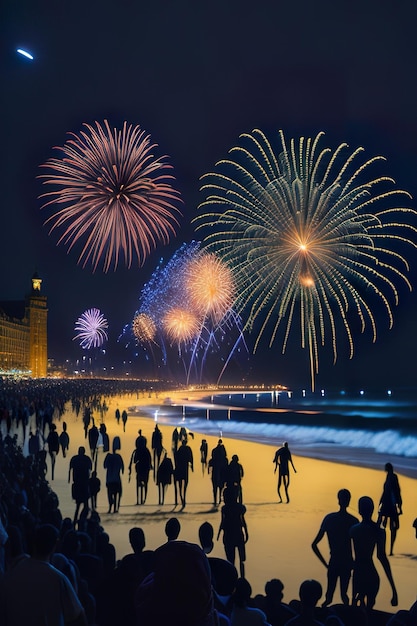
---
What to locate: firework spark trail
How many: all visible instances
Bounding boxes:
[74,308,108,350]
[194,129,417,390]
[39,120,182,272]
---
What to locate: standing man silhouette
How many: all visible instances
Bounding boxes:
[377,462,402,556]
[350,495,398,610]
[311,488,359,606]
[174,437,193,508]
[68,446,92,524]
[273,441,296,503]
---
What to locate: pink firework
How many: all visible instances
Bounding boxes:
[74,308,108,350]
[133,313,157,343]
[39,120,182,272]
[163,308,201,344]
[185,253,235,324]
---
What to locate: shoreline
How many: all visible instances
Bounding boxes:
[127,388,417,480]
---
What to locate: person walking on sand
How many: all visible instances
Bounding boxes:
[104,436,124,513]
[273,441,296,503]
[350,495,398,610]
[68,446,92,524]
[174,437,194,508]
[59,421,70,458]
[217,486,249,578]
[311,488,359,607]
[377,462,402,556]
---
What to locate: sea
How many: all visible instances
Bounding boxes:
[136,387,417,478]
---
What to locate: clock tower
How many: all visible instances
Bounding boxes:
[26,272,48,377]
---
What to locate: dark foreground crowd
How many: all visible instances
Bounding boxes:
[0,378,416,626]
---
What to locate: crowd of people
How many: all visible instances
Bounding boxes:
[0,378,415,625]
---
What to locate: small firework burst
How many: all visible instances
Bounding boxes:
[74,308,108,349]
[132,313,157,344]
[185,252,235,324]
[162,307,201,344]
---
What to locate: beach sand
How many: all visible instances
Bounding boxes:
[46,388,417,616]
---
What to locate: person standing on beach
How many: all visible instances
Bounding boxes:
[59,421,70,458]
[217,486,249,578]
[200,439,208,473]
[46,423,60,480]
[151,424,163,480]
[174,437,194,508]
[377,462,402,556]
[273,441,296,503]
[311,488,359,606]
[68,446,92,524]
[208,439,228,506]
[104,436,124,513]
[350,495,398,610]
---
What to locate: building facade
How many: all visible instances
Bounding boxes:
[0,273,48,377]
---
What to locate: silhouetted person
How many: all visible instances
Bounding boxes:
[350,495,398,610]
[28,429,41,456]
[230,577,270,624]
[59,421,70,458]
[217,486,248,578]
[151,424,163,479]
[129,438,152,505]
[209,439,228,506]
[88,418,99,464]
[89,470,101,510]
[165,517,181,541]
[46,423,60,480]
[3,523,87,625]
[312,488,359,607]
[200,439,208,473]
[135,429,147,447]
[104,436,124,513]
[121,409,128,432]
[134,540,219,625]
[174,437,194,508]
[99,422,110,453]
[226,454,244,504]
[262,578,297,626]
[199,521,214,554]
[273,441,296,503]
[377,462,402,556]
[68,446,92,524]
[172,426,180,452]
[286,579,323,626]
[156,449,174,505]
[115,408,120,424]
[83,406,91,439]
[124,526,154,579]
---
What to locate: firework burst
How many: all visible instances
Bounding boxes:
[74,308,108,349]
[120,241,248,383]
[39,120,182,272]
[185,252,235,324]
[162,307,201,344]
[194,129,417,390]
[132,313,157,344]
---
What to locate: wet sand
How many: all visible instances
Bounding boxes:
[42,389,417,615]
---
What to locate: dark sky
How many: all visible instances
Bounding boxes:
[1,0,417,390]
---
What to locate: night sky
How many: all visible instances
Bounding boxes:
[1,0,417,390]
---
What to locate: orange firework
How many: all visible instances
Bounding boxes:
[185,253,235,324]
[132,313,156,343]
[163,308,201,344]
